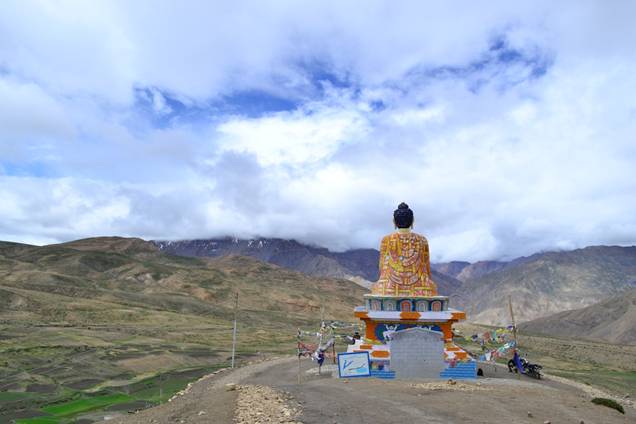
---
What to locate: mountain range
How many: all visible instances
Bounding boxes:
[154,238,464,296]
[451,246,636,326]
[3,235,636,344]
[432,260,508,282]
[155,238,636,335]
[0,237,364,327]
[519,288,636,344]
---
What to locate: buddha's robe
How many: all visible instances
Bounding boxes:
[371,230,438,296]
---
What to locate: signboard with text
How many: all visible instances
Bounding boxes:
[337,351,371,378]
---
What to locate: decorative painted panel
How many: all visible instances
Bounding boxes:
[399,300,412,311]
[384,300,396,311]
[416,300,428,312]
[374,323,442,342]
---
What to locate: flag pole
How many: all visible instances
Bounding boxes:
[320,305,325,327]
[297,328,302,384]
[508,295,521,378]
[508,295,518,347]
[231,291,239,369]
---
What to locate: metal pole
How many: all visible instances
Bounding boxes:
[508,295,520,378]
[296,328,303,384]
[508,295,518,346]
[298,339,302,385]
[231,292,239,369]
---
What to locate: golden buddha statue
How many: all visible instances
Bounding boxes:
[371,203,438,297]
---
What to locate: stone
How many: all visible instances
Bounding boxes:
[234,384,301,424]
[527,411,533,417]
[391,328,445,379]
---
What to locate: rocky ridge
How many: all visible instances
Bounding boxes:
[452,246,636,325]
[519,288,636,344]
[153,237,463,296]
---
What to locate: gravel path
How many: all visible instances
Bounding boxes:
[105,356,634,424]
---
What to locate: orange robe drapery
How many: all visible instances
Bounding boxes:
[371,231,438,296]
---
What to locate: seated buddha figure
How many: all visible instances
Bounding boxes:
[371,203,438,297]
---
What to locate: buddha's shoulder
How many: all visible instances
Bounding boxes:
[411,232,428,241]
[383,232,428,242]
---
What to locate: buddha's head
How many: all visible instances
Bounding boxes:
[393,202,414,229]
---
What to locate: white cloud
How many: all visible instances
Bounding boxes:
[0,78,75,141]
[217,103,368,166]
[0,177,129,243]
[0,1,635,261]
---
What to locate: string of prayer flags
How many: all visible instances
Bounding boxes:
[297,341,317,357]
[478,340,516,362]
[470,327,513,344]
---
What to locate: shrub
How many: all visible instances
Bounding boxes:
[591,397,624,414]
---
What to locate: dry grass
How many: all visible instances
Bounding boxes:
[456,322,636,397]
[0,239,364,422]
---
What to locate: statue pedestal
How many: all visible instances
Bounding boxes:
[347,294,475,379]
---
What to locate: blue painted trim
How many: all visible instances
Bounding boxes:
[337,351,371,378]
[440,361,477,380]
[374,323,443,341]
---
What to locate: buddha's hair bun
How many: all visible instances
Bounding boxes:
[394,202,414,228]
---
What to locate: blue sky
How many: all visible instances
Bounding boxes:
[0,0,635,261]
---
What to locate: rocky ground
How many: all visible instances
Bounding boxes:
[102,356,634,424]
[233,384,301,424]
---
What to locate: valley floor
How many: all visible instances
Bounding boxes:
[105,356,634,424]
[3,325,635,422]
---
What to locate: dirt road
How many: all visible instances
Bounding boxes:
[104,357,634,424]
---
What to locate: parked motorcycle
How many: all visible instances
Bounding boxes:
[508,357,543,379]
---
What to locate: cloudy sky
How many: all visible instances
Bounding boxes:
[1,1,635,261]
